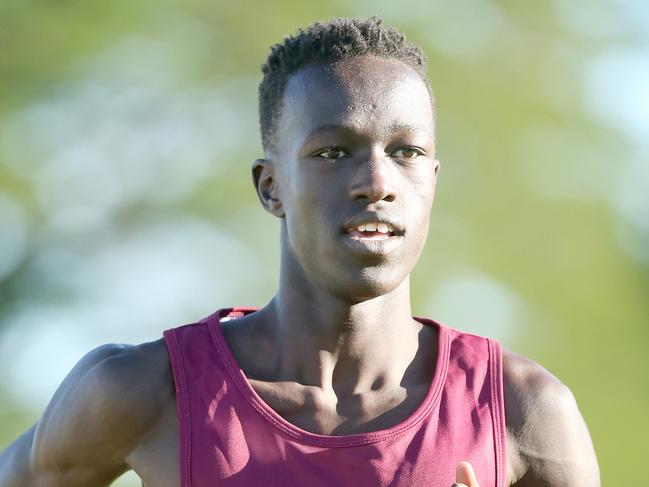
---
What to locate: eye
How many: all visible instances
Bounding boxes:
[315,147,348,161]
[392,147,425,159]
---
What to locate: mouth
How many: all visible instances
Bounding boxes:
[345,222,397,241]
[342,220,404,255]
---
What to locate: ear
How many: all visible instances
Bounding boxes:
[252,158,284,218]
[434,159,441,176]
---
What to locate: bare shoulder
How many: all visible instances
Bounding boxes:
[502,349,600,487]
[29,339,174,483]
[38,338,173,442]
[77,338,174,417]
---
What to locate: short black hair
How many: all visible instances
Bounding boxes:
[258,17,430,153]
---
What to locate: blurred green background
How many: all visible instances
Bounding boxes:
[0,1,647,485]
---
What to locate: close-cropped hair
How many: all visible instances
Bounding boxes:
[258,17,431,153]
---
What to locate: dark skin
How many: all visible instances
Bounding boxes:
[0,56,599,487]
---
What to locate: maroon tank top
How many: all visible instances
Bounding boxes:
[163,308,506,486]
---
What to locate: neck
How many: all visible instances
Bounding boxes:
[259,254,426,396]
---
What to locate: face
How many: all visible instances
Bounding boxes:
[254,55,439,302]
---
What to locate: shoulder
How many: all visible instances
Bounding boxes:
[501,349,600,486]
[83,339,173,406]
[57,339,173,427]
[32,339,174,472]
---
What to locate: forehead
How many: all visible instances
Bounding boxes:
[277,56,434,148]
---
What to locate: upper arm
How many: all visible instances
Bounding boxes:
[503,350,600,487]
[0,340,172,487]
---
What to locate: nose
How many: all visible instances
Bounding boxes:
[348,151,397,203]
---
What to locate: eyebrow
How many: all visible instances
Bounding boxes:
[304,123,432,143]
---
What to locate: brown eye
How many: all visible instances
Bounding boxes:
[316,147,347,161]
[393,147,424,159]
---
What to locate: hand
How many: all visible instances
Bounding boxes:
[452,461,480,487]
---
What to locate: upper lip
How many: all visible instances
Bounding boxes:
[343,212,405,235]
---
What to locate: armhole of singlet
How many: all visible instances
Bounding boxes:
[163,329,192,487]
[488,338,506,487]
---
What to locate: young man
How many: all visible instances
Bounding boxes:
[0,18,599,487]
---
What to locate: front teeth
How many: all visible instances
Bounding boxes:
[355,222,394,234]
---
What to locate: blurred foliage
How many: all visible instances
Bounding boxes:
[1,1,648,485]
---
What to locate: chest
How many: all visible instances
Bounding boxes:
[259,382,431,436]
[121,383,511,487]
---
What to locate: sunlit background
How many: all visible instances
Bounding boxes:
[1,1,647,485]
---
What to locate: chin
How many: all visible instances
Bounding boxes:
[322,265,409,303]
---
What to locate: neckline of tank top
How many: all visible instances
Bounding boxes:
[205,307,452,448]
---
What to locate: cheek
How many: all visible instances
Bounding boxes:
[403,174,436,245]
[286,184,323,224]
[286,167,342,215]
[283,175,334,244]
[407,171,437,212]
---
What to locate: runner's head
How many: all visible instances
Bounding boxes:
[253,18,439,301]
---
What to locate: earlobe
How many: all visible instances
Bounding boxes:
[252,158,284,218]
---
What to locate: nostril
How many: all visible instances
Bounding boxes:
[352,191,396,203]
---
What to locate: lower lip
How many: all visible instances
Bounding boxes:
[341,233,403,255]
